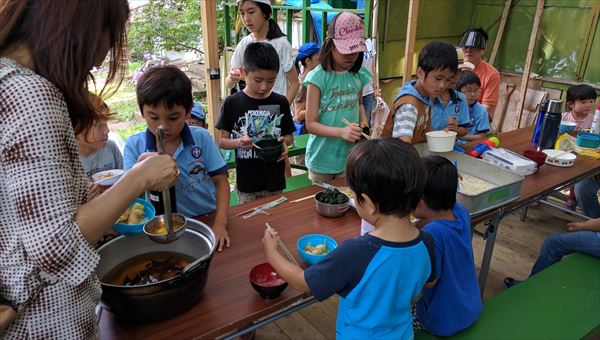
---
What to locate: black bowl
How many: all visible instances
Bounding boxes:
[249,262,288,299]
[255,139,283,162]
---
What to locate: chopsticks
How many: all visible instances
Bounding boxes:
[231,130,262,149]
[341,118,371,140]
[289,194,315,203]
[266,222,299,266]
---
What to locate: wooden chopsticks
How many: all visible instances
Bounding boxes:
[231,130,262,149]
[266,223,299,266]
[289,194,315,203]
[341,118,371,140]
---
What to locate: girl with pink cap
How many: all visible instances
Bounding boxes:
[304,12,372,183]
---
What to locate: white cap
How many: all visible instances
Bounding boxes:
[236,0,272,6]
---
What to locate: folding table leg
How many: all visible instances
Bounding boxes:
[478,215,502,297]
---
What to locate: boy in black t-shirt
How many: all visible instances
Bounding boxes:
[217,42,295,204]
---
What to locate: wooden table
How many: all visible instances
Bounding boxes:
[99,184,360,339]
[221,133,309,169]
[466,126,600,294]
[99,126,600,338]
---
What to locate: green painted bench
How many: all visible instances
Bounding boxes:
[416,253,600,339]
[229,172,311,207]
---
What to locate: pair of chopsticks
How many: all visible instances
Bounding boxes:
[341,118,371,140]
[289,194,315,203]
[266,223,299,266]
[231,130,262,149]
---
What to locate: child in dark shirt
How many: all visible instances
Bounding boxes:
[217,42,295,204]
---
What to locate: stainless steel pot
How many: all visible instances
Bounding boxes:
[96,219,216,323]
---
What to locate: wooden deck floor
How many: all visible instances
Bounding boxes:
[251,203,579,339]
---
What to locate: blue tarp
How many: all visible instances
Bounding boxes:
[283,0,336,44]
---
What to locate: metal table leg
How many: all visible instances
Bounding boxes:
[478,215,502,297]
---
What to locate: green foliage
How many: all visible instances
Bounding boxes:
[105,83,139,121]
[128,0,228,60]
[116,122,148,140]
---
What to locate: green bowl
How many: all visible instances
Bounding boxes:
[255,139,283,162]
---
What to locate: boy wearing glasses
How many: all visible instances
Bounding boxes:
[456,70,489,143]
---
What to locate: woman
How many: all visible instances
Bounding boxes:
[225,0,299,104]
[0,1,178,337]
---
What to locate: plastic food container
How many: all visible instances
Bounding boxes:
[542,149,576,167]
[559,121,577,134]
[576,132,600,149]
[426,131,457,152]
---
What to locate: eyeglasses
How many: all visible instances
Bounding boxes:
[462,88,481,95]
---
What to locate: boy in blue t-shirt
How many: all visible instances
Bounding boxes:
[124,66,231,252]
[455,71,490,143]
[431,71,470,136]
[413,155,483,336]
[263,139,436,339]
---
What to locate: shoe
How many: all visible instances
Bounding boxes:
[504,277,521,288]
[564,199,576,211]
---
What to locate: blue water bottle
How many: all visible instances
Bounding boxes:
[532,99,549,145]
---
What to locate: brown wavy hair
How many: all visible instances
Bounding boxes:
[0,0,129,135]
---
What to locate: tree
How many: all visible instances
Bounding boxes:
[128,0,228,61]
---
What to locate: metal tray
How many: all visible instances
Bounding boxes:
[414,143,525,216]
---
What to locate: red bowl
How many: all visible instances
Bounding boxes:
[523,150,547,168]
[249,262,288,299]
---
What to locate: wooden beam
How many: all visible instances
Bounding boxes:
[512,0,544,131]
[402,0,419,82]
[200,0,222,140]
[489,0,511,66]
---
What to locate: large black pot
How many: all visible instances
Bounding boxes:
[96,219,216,323]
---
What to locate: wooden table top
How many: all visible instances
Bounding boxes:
[99,183,360,339]
[99,126,600,339]
[469,126,600,224]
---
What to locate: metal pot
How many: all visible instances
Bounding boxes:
[96,219,216,323]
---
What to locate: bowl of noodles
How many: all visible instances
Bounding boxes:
[113,198,155,235]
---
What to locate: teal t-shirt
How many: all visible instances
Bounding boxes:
[304,65,371,174]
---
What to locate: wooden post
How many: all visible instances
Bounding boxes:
[512,0,544,131]
[370,0,379,89]
[402,0,419,82]
[489,0,511,66]
[200,0,222,139]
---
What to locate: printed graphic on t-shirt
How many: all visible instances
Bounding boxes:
[234,105,283,160]
[322,82,362,113]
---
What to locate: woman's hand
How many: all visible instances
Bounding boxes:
[87,182,102,201]
[132,154,178,191]
[212,221,230,252]
[339,124,362,142]
[137,152,159,162]
[0,304,17,333]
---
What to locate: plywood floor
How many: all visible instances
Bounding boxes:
[242,202,579,339]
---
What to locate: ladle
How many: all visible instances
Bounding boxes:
[143,126,185,243]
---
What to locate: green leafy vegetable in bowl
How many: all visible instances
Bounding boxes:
[315,189,349,205]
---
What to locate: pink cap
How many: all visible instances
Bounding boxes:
[327,12,366,55]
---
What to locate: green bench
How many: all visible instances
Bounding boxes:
[416,253,600,339]
[229,172,312,207]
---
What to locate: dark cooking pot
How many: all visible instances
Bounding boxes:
[96,218,216,323]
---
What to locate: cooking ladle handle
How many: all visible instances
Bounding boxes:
[156,126,175,241]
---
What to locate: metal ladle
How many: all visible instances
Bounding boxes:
[143,126,185,243]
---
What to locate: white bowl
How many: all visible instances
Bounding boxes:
[92,169,125,186]
[542,150,576,167]
[426,131,458,152]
